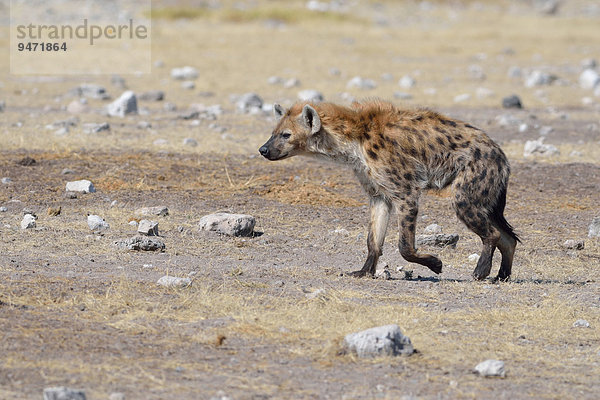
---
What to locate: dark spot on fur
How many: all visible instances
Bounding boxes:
[404,215,416,223]
[428,143,436,151]
[435,127,447,135]
[473,148,481,161]
[482,188,489,197]
[455,133,463,140]
[456,201,467,209]
[479,169,487,181]
[441,119,457,127]
[386,122,396,129]
[373,143,380,151]
[403,172,413,181]
[367,149,378,160]
[465,124,480,130]
[414,115,423,122]
[436,137,445,145]
[363,131,371,141]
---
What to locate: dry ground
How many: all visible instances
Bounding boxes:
[1,1,600,399]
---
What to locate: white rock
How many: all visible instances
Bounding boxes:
[347,76,377,90]
[424,223,442,234]
[579,69,600,90]
[297,89,324,102]
[153,139,168,146]
[496,114,521,127]
[333,228,350,236]
[70,84,109,100]
[1,177,11,184]
[267,76,282,85]
[129,220,138,227]
[65,180,95,193]
[474,359,506,378]
[171,66,199,80]
[454,93,471,103]
[344,325,414,358]
[588,217,600,237]
[138,219,159,236]
[394,92,413,100]
[199,212,255,237]
[106,91,137,117]
[82,122,110,134]
[518,123,529,133]
[283,78,301,88]
[573,319,590,328]
[594,86,600,97]
[523,138,559,157]
[181,81,195,90]
[21,214,36,229]
[476,87,494,98]
[183,138,198,147]
[43,387,86,400]
[468,253,480,262]
[416,233,459,248]
[135,206,169,217]
[87,215,109,231]
[581,58,597,69]
[157,275,191,288]
[67,100,88,114]
[525,70,557,87]
[0,206,7,212]
[563,239,584,250]
[114,236,165,251]
[109,393,126,400]
[235,93,263,113]
[507,66,522,79]
[398,75,416,89]
[539,126,554,136]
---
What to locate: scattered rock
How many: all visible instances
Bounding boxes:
[69,84,109,100]
[135,206,169,217]
[65,180,95,193]
[0,206,7,212]
[114,236,166,251]
[109,393,126,400]
[536,0,559,15]
[376,268,392,280]
[454,93,471,103]
[1,177,11,184]
[153,139,168,146]
[525,70,557,87]
[43,387,86,400]
[305,288,329,300]
[267,76,283,85]
[423,224,442,234]
[507,66,522,79]
[573,319,590,328]
[82,122,110,134]
[171,66,199,80]
[562,239,584,250]
[47,206,61,216]
[329,67,341,76]
[588,217,600,237]
[468,65,486,80]
[283,78,301,88]
[344,325,414,358]
[347,76,376,90]
[297,89,324,102]
[474,359,506,378]
[381,73,394,81]
[398,75,416,89]
[539,126,554,136]
[139,90,165,101]
[523,138,559,157]
[67,100,88,114]
[138,220,159,236]
[183,138,198,147]
[416,233,459,248]
[495,114,521,127]
[476,87,495,98]
[17,156,36,166]
[46,117,79,131]
[394,92,413,100]
[182,81,196,90]
[581,58,597,70]
[157,275,191,288]
[0,100,5,112]
[235,93,263,113]
[21,214,36,229]
[64,192,78,199]
[111,75,127,89]
[107,91,138,117]
[502,95,522,109]
[199,212,255,237]
[468,253,480,262]
[87,215,109,231]
[579,69,600,90]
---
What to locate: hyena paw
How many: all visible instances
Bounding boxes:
[347,269,371,278]
[425,257,443,274]
[492,274,511,283]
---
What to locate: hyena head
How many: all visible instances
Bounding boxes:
[258,103,321,161]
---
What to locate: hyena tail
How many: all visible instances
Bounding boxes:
[492,185,521,243]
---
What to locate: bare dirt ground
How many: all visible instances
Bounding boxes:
[1,1,600,399]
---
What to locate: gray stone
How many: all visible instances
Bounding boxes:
[114,236,166,251]
[507,66,522,79]
[495,114,521,127]
[536,0,559,15]
[235,93,263,113]
[416,233,459,248]
[474,359,506,378]
[82,122,110,134]
[523,138,559,157]
[579,69,600,90]
[109,393,126,400]
[423,223,442,234]
[67,100,88,114]
[199,212,255,237]
[70,84,109,100]
[181,81,196,90]
[157,275,191,288]
[1,177,11,184]
[0,100,5,112]
[46,117,79,130]
[65,180,95,193]
[588,217,600,237]
[581,58,597,70]
[344,325,414,358]
[171,66,199,80]
[539,126,554,136]
[183,138,198,147]
[267,76,283,85]
[21,214,36,229]
[297,89,324,102]
[135,206,169,217]
[283,78,301,88]
[398,75,416,88]
[394,92,413,100]
[347,76,376,90]
[107,91,137,117]
[111,75,127,89]
[138,219,159,236]
[563,239,584,250]
[525,70,557,87]
[61,168,75,175]
[454,93,471,103]
[87,215,109,231]
[502,95,522,109]
[468,64,486,80]
[43,387,86,400]
[138,90,165,102]
[476,87,495,99]
[0,206,7,212]
[573,319,590,328]
[468,253,480,262]
[329,67,341,76]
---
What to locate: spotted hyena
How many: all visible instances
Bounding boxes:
[258,100,520,281]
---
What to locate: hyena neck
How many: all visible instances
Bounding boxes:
[306,128,364,166]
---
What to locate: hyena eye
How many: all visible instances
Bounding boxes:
[281,132,291,139]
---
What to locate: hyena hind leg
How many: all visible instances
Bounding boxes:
[397,201,443,274]
[349,196,391,278]
[494,227,517,282]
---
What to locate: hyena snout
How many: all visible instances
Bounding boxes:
[258,145,270,158]
[258,137,288,161]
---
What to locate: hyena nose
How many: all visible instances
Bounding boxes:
[259,146,270,158]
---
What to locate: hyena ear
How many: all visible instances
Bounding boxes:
[302,104,321,135]
[273,103,286,119]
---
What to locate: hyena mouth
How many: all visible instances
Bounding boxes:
[258,146,288,161]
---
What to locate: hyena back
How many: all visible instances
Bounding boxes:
[259,100,520,281]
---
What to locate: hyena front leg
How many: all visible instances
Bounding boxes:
[397,198,443,274]
[349,196,391,277]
